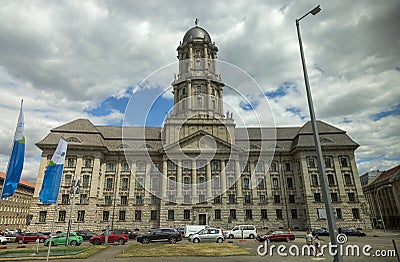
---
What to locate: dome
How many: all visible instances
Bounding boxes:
[183,26,211,43]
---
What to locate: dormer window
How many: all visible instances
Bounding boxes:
[195,50,200,57]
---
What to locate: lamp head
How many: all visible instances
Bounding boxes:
[310,5,321,15]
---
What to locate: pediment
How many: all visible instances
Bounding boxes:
[163,130,240,152]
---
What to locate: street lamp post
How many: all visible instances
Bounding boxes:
[296,6,343,262]
[375,184,392,232]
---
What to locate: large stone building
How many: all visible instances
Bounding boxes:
[0,172,35,230]
[363,165,400,229]
[28,25,370,233]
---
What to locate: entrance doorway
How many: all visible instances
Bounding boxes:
[199,214,207,225]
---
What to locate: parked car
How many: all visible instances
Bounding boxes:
[128,231,139,240]
[176,228,185,235]
[15,233,48,244]
[89,231,128,245]
[0,236,9,245]
[184,225,209,238]
[341,228,366,237]
[75,230,96,241]
[137,228,182,244]
[225,225,257,239]
[312,228,330,236]
[43,232,83,246]
[188,228,225,243]
[256,231,295,242]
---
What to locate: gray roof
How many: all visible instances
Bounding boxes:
[183,26,212,43]
[37,119,358,152]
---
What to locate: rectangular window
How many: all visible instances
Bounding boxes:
[287,177,293,189]
[136,195,143,205]
[243,177,250,190]
[311,174,318,187]
[122,162,130,171]
[213,196,221,204]
[244,194,251,204]
[121,196,128,205]
[325,157,332,168]
[106,177,113,190]
[103,211,109,221]
[80,194,88,205]
[84,158,92,168]
[291,209,298,219]
[106,162,115,171]
[150,210,157,220]
[261,209,268,219]
[285,162,291,172]
[344,174,352,185]
[270,163,277,172]
[328,174,335,186]
[348,192,356,202]
[64,174,72,185]
[245,209,253,220]
[352,208,360,219]
[137,177,144,189]
[151,195,159,205]
[256,162,264,172]
[272,178,279,190]
[314,193,321,202]
[212,160,220,171]
[183,210,190,220]
[276,209,283,219]
[135,210,141,221]
[62,194,69,205]
[229,209,236,220]
[77,210,85,222]
[289,195,295,203]
[215,209,221,220]
[39,211,47,223]
[105,195,112,205]
[196,97,202,107]
[199,194,206,203]
[243,162,249,172]
[82,175,90,187]
[137,162,146,172]
[336,208,342,219]
[121,177,129,190]
[340,157,349,167]
[274,195,280,204]
[58,210,66,222]
[331,193,338,202]
[308,158,316,168]
[184,194,191,204]
[257,178,265,190]
[228,194,236,204]
[168,210,174,220]
[119,210,126,221]
[67,158,75,168]
[259,194,266,203]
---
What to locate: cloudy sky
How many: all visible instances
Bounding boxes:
[0,0,399,183]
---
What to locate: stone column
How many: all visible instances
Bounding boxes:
[33,155,48,198]
[250,161,258,203]
[177,160,183,202]
[207,80,212,112]
[144,162,151,198]
[221,160,227,196]
[189,44,193,71]
[162,160,168,199]
[207,162,212,199]
[204,44,208,70]
[333,155,346,201]
[187,80,192,110]
[90,157,102,198]
[129,160,136,200]
[235,160,243,197]
[192,160,197,201]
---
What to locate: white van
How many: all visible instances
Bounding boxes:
[184,225,209,238]
[225,225,257,239]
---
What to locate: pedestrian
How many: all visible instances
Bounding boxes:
[314,235,321,256]
[305,230,313,246]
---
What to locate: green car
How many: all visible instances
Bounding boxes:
[43,232,83,246]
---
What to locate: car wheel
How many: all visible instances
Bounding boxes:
[249,234,255,239]
[286,237,291,242]
[1,242,6,245]
[142,238,150,244]
[70,240,77,246]
[93,239,101,245]
[188,234,193,238]
[18,240,23,244]
[229,234,234,239]
[193,238,200,243]
[216,238,223,243]
[169,237,177,244]
[118,238,125,245]
[39,239,45,243]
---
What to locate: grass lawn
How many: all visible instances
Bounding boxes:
[0,245,107,261]
[117,243,253,257]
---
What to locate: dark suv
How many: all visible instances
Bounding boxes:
[136,228,182,244]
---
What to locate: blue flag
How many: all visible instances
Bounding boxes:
[39,138,68,204]
[1,101,25,199]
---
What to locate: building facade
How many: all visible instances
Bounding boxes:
[363,165,400,229]
[28,25,370,233]
[0,172,35,230]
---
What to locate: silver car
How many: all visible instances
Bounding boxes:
[189,228,225,243]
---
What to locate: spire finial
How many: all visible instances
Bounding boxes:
[195,18,198,27]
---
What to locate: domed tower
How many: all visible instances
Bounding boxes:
[171,23,224,117]
[163,22,235,146]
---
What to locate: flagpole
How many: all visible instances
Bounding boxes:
[46,204,58,262]
[0,99,23,203]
